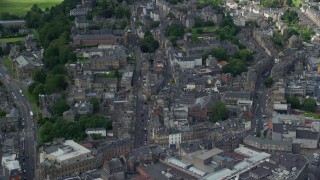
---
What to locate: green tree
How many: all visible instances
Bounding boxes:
[90,98,99,113]
[32,84,45,96]
[234,49,253,61]
[213,48,228,60]
[39,121,55,142]
[79,114,112,130]
[28,82,38,93]
[287,97,301,109]
[211,100,228,123]
[140,31,159,53]
[264,77,273,87]
[164,24,185,40]
[303,98,317,112]
[32,69,47,84]
[52,99,70,117]
[44,74,67,94]
[256,132,261,137]
[0,111,6,117]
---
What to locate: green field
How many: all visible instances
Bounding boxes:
[0,0,63,16]
[0,37,25,43]
[2,56,17,78]
[293,0,303,7]
[192,26,216,34]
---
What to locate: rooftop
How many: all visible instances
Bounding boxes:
[296,129,319,140]
[195,148,223,160]
[43,140,91,164]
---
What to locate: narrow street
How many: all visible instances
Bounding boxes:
[0,59,37,180]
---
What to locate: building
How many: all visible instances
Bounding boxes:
[39,139,96,179]
[1,153,21,179]
[73,34,123,46]
[39,94,62,118]
[244,135,292,152]
[12,55,43,79]
[92,139,133,162]
[0,20,25,28]
[201,146,308,180]
[271,113,320,149]
[169,132,182,148]
[70,6,89,16]
[121,71,133,92]
[85,128,107,136]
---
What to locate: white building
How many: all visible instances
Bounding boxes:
[2,153,21,177]
[85,128,107,137]
[169,133,182,147]
[173,54,202,70]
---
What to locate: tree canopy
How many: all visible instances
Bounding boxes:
[264,77,273,87]
[140,31,159,53]
[164,24,185,43]
[303,98,317,113]
[52,99,70,117]
[39,114,112,143]
[211,100,228,123]
[287,97,301,109]
[90,98,100,113]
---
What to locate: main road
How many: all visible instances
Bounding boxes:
[0,59,37,180]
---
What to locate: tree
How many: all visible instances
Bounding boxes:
[28,82,38,93]
[90,98,99,113]
[32,84,45,96]
[287,97,301,109]
[164,24,185,40]
[0,111,6,117]
[264,77,273,87]
[303,98,317,112]
[39,121,55,142]
[52,99,70,117]
[140,31,159,53]
[32,69,47,84]
[263,129,268,137]
[234,49,253,61]
[286,0,293,7]
[44,74,67,94]
[211,100,228,123]
[79,114,112,130]
[256,132,261,137]
[213,48,228,60]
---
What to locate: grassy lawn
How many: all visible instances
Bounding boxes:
[0,0,63,16]
[2,56,17,78]
[197,0,224,5]
[0,37,25,43]
[293,0,303,7]
[22,88,40,119]
[192,26,216,34]
[78,57,89,62]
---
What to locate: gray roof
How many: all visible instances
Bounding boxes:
[125,146,151,160]
[14,55,29,68]
[296,129,319,140]
[86,128,106,131]
[108,158,123,170]
[245,135,292,147]
[74,34,119,40]
[272,123,296,134]
[223,91,252,100]
[250,166,270,177]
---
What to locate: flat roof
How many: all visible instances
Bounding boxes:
[201,168,232,180]
[195,148,223,160]
[49,140,91,163]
